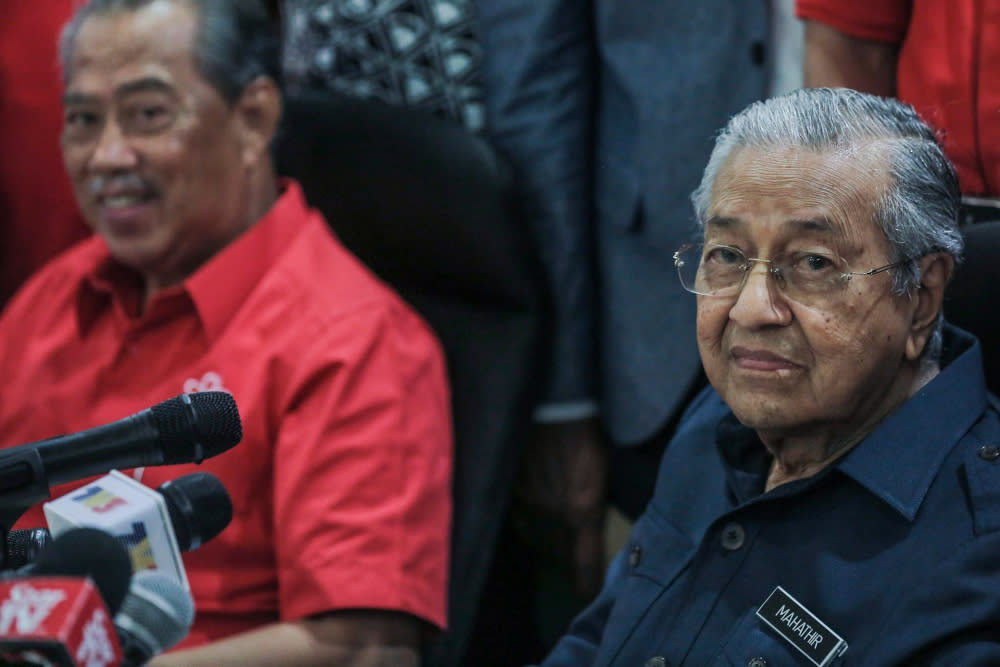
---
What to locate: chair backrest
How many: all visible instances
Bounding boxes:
[944,221,1000,396]
[275,91,547,666]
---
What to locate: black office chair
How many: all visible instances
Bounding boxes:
[275,91,548,666]
[944,221,1000,395]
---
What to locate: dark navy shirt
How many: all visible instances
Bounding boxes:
[542,325,1000,666]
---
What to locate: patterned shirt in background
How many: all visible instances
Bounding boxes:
[281,0,484,133]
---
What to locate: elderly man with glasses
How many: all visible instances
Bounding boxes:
[537,87,1000,666]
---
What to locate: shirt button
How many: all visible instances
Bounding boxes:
[629,544,642,568]
[747,658,768,667]
[979,445,1000,462]
[644,657,667,667]
[721,522,746,551]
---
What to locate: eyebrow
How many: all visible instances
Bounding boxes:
[704,215,843,236]
[114,78,174,98]
[62,78,174,106]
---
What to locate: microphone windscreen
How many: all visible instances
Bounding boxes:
[116,570,194,662]
[158,472,233,551]
[31,527,132,615]
[151,392,243,464]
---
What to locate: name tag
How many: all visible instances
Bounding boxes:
[756,586,848,667]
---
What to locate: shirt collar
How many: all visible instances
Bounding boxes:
[76,180,313,342]
[717,324,988,520]
[837,324,987,520]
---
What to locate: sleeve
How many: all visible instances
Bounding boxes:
[271,301,453,629]
[868,531,1000,664]
[475,0,599,406]
[796,0,913,44]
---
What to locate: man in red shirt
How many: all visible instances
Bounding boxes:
[0,1,452,664]
[798,0,1000,222]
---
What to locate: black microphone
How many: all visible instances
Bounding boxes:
[115,570,195,667]
[0,392,243,495]
[4,472,234,569]
[3,528,51,571]
[158,472,233,551]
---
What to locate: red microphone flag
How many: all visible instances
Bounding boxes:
[0,577,122,666]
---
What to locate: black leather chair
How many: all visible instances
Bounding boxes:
[275,91,548,666]
[944,221,1000,395]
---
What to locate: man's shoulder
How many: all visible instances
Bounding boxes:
[245,214,440,354]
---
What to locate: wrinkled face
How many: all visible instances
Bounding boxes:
[697,145,924,442]
[61,0,250,291]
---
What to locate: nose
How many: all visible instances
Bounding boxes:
[728,261,792,329]
[88,120,138,172]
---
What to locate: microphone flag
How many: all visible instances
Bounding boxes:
[42,471,188,591]
[0,576,122,667]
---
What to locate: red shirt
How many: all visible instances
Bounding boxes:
[0,182,453,646]
[0,1,91,306]
[797,0,1000,195]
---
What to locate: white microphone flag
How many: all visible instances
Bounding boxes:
[43,470,189,591]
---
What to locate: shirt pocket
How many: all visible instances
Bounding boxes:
[598,509,696,664]
[711,607,838,667]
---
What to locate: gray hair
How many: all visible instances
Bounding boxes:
[59,0,282,104]
[691,87,963,360]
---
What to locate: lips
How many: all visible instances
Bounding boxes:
[99,193,149,208]
[729,346,802,372]
[92,188,157,233]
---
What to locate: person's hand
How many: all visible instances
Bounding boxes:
[517,417,608,600]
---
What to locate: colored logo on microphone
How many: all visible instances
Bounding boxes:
[114,522,157,572]
[71,486,128,514]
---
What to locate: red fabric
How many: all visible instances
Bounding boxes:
[797,0,1000,195]
[0,182,453,646]
[0,1,91,307]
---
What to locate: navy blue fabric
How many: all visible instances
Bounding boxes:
[542,325,1000,665]
[475,0,770,442]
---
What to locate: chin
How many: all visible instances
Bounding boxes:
[720,390,808,431]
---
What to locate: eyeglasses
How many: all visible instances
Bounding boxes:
[673,243,911,304]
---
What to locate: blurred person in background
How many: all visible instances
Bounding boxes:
[0,1,90,308]
[799,0,1000,225]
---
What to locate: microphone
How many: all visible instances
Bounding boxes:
[0,392,242,494]
[6,472,233,570]
[2,528,52,571]
[115,571,194,667]
[43,471,234,590]
[0,528,131,666]
[157,472,233,552]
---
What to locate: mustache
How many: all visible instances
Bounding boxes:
[87,173,151,195]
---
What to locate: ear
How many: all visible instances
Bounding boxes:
[904,252,955,361]
[234,76,282,169]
